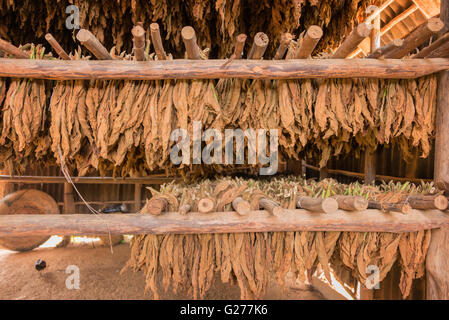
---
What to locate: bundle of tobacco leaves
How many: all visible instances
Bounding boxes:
[122,177,438,299]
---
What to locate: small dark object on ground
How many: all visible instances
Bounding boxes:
[35,259,46,272]
[100,204,128,213]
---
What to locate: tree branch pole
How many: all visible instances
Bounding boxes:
[150,23,167,60]
[412,33,449,58]
[76,29,113,60]
[181,26,201,60]
[221,33,247,68]
[332,23,372,58]
[248,32,269,59]
[45,33,71,60]
[295,25,323,59]
[383,17,444,58]
[1,209,448,236]
[131,25,146,61]
[274,33,293,60]
[0,37,29,59]
[0,58,448,80]
[367,39,404,58]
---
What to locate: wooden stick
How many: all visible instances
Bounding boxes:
[76,29,112,60]
[198,198,215,213]
[0,174,179,184]
[221,34,247,68]
[181,26,201,60]
[134,183,142,212]
[0,58,448,80]
[422,40,449,59]
[364,150,376,185]
[274,33,293,60]
[0,38,29,59]
[259,198,283,217]
[144,198,168,215]
[179,204,192,215]
[332,23,372,59]
[296,196,338,213]
[232,197,251,215]
[333,196,369,211]
[295,26,323,59]
[248,32,269,59]
[131,26,146,61]
[63,183,75,214]
[150,23,167,60]
[412,33,449,58]
[45,33,70,60]
[1,209,448,236]
[383,17,444,58]
[367,39,404,58]
[402,195,448,211]
[368,200,411,214]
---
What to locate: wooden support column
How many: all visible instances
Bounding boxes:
[134,183,142,212]
[427,0,449,300]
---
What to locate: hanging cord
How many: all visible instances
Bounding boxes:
[57,145,114,254]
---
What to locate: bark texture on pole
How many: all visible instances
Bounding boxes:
[45,33,71,60]
[274,33,293,60]
[150,23,167,60]
[295,26,322,59]
[181,26,201,60]
[367,39,404,58]
[0,37,29,59]
[131,25,146,61]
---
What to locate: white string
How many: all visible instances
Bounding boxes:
[57,145,114,254]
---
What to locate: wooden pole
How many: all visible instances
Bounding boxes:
[333,196,369,211]
[144,198,168,215]
[0,58,448,80]
[181,26,201,60]
[134,183,142,212]
[274,33,293,60]
[221,34,247,68]
[76,29,113,60]
[259,198,283,217]
[295,26,323,59]
[63,183,75,214]
[296,196,338,213]
[383,17,444,58]
[368,200,411,214]
[367,5,381,53]
[412,33,449,58]
[131,26,146,61]
[248,32,269,59]
[0,174,179,184]
[367,39,404,58]
[150,23,167,60]
[178,204,191,215]
[0,209,448,236]
[403,195,448,211]
[232,197,251,215]
[427,0,449,300]
[198,198,215,213]
[332,23,372,59]
[0,38,29,59]
[45,33,71,60]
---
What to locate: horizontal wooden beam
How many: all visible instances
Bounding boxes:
[0,175,179,184]
[1,210,448,237]
[0,58,449,79]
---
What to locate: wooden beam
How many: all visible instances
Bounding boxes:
[76,29,112,60]
[427,227,449,299]
[45,33,71,60]
[0,38,29,59]
[381,4,419,37]
[367,5,381,52]
[333,23,372,59]
[421,34,449,58]
[383,17,444,58]
[364,0,395,24]
[0,210,448,236]
[434,71,449,191]
[150,23,167,60]
[0,174,179,184]
[0,58,448,80]
[131,25,146,61]
[248,32,269,59]
[295,26,323,59]
[367,39,404,58]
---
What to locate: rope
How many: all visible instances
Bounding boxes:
[57,145,114,254]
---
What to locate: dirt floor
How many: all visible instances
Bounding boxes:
[0,240,327,300]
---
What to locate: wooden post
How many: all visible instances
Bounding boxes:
[427,0,449,300]
[150,23,167,60]
[367,39,404,58]
[332,23,372,59]
[181,26,201,60]
[131,26,146,61]
[367,6,381,53]
[248,32,269,59]
[63,183,75,214]
[0,38,29,59]
[134,183,142,212]
[76,29,113,60]
[45,34,71,60]
[295,26,323,59]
